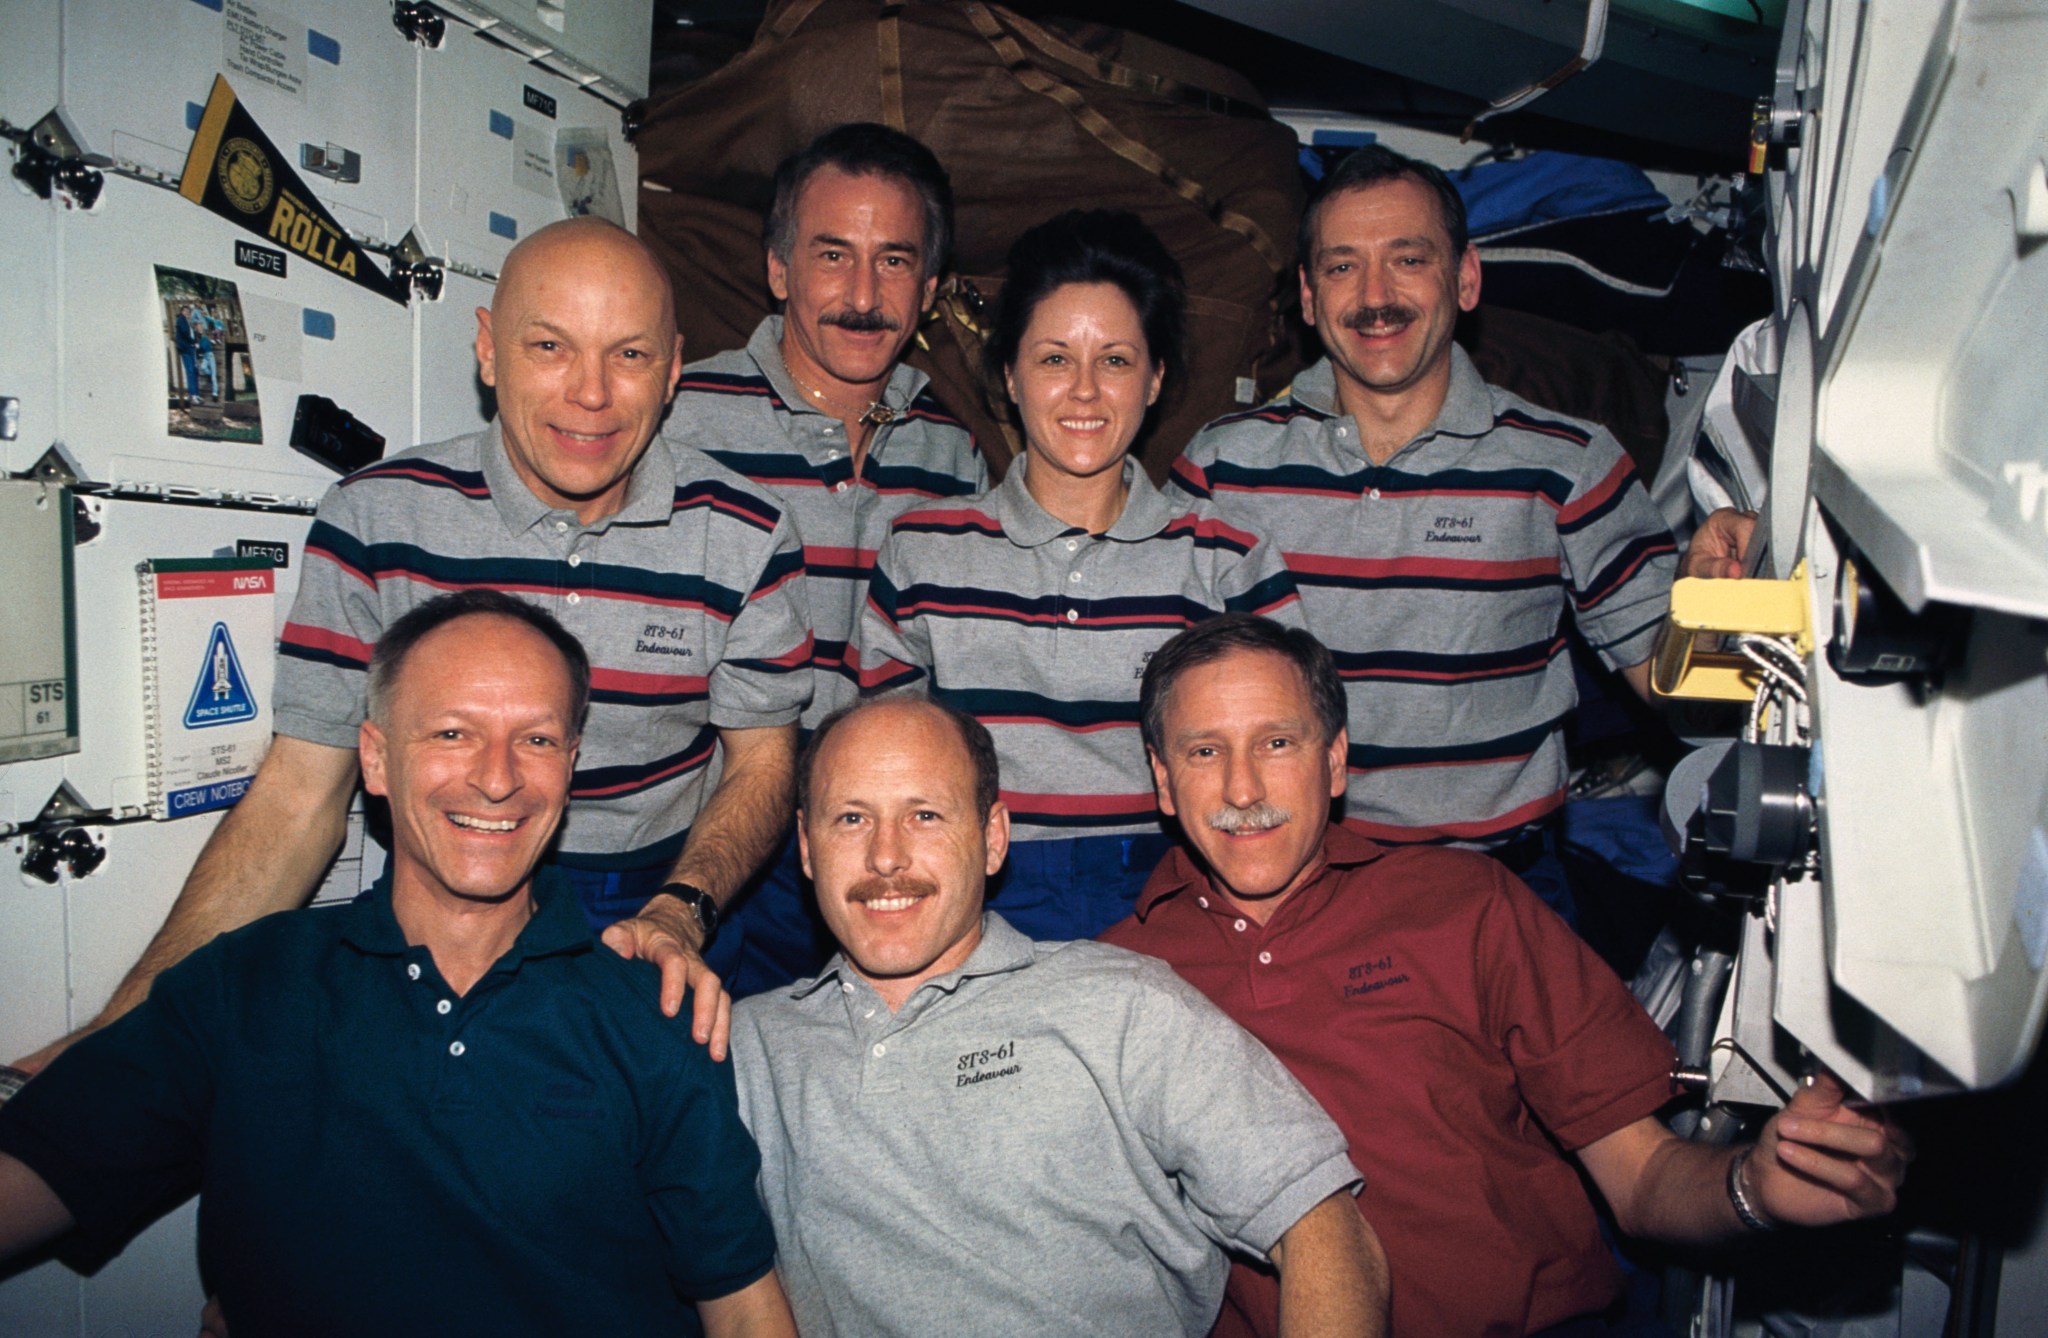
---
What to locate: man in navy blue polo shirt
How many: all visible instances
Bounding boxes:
[0,591,794,1338]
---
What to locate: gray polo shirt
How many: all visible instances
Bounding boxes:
[670,317,985,729]
[730,913,1361,1337]
[855,458,1302,843]
[276,426,812,870]
[1172,347,1678,848]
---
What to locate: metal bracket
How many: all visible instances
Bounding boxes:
[392,227,445,302]
[392,1,447,48]
[27,442,85,487]
[300,141,362,185]
[7,106,107,209]
[17,782,110,884]
[1650,563,1813,701]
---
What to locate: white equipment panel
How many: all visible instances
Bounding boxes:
[0,1,646,1332]
[1758,0,2048,1094]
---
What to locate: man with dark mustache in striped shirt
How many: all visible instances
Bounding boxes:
[1169,145,1751,922]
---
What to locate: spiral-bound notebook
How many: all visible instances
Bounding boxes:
[138,557,276,820]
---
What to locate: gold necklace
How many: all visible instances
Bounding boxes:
[788,367,899,427]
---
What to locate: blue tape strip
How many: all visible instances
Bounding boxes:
[488,110,515,139]
[307,29,341,64]
[186,102,205,131]
[190,0,224,11]
[1310,128,1377,147]
[488,212,518,240]
[302,309,336,341]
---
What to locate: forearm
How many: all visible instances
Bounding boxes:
[85,737,356,1041]
[1613,1136,1747,1244]
[1272,1193,1389,1338]
[1621,656,1654,703]
[696,1269,797,1338]
[0,1152,74,1260]
[666,725,797,909]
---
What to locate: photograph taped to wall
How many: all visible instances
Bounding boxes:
[157,265,264,444]
[557,127,624,226]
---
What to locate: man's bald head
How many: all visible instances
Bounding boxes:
[474,216,686,524]
[493,217,678,343]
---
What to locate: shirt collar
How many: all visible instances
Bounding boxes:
[747,314,933,418]
[1432,344,1497,439]
[1289,344,1495,447]
[482,421,678,536]
[988,456,1170,547]
[789,910,1038,1003]
[1132,823,1388,922]
[338,866,593,964]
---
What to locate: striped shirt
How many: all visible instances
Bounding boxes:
[668,317,985,730]
[274,425,812,870]
[1171,347,1677,847]
[857,458,1303,843]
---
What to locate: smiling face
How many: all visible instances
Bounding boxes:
[1149,648,1347,921]
[799,700,1009,1011]
[1300,175,1481,419]
[768,166,938,403]
[474,219,684,525]
[359,613,580,914]
[1004,281,1163,490]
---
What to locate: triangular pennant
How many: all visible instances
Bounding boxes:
[179,74,410,306]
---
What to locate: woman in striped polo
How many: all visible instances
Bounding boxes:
[855,209,1304,940]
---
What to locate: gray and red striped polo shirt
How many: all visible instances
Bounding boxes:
[856,458,1302,844]
[275,425,812,870]
[1170,347,1676,847]
[667,317,984,730]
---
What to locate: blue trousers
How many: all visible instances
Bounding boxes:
[552,859,745,985]
[988,832,1177,942]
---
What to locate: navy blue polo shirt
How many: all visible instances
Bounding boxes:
[0,870,776,1337]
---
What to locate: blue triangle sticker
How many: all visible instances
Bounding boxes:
[183,621,260,730]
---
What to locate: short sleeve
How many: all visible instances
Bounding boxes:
[0,952,224,1267]
[639,1018,779,1300]
[1555,429,1679,672]
[707,508,814,729]
[1116,958,1360,1259]
[1209,508,1305,628]
[852,524,933,694]
[273,482,386,748]
[1477,864,1679,1150]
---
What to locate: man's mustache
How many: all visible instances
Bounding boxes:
[1342,303,1421,333]
[1207,801,1291,835]
[821,308,900,334]
[848,874,939,904]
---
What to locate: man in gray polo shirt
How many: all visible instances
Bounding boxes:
[730,695,1388,1337]
[14,218,808,1078]
[668,123,984,995]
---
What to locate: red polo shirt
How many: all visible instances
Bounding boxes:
[1102,823,1679,1337]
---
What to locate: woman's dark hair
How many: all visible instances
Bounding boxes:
[984,209,1187,392]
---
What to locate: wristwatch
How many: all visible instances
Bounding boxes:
[655,881,721,949]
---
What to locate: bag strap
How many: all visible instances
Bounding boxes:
[962,3,1289,275]
[877,2,908,130]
